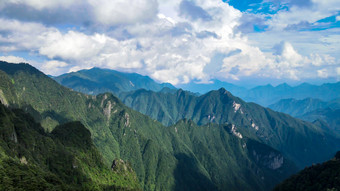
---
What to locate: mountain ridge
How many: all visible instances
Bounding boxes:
[0,60,303,190]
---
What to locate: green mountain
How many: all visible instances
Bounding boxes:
[49,64,340,170]
[119,88,340,168]
[274,151,340,191]
[53,67,175,95]
[0,61,303,190]
[0,103,140,190]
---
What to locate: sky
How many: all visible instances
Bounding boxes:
[0,0,339,87]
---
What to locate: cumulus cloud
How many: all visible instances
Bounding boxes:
[317,69,329,78]
[0,0,338,84]
[41,60,69,75]
[0,55,28,63]
[0,0,158,26]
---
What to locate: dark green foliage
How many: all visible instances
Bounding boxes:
[53,67,175,95]
[0,103,140,190]
[274,152,340,191]
[52,121,92,149]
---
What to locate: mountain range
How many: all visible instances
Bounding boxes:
[54,67,175,96]
[55,68,340,107]
[0,61,340,190]
[269,98,340,132]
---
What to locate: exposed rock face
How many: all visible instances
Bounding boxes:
[111,159,134,174]
[124,113,130,127]
[233,101,241,113]
[230,124,243,139]
[20,156,28,165]
[0,89,8,107]
[103,101,112,120]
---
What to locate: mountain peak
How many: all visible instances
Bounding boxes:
[0,61,42,76]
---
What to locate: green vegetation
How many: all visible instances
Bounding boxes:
[0,103,140,190]
[274,151,340,191]
[119,88,340,168]
[0,61,339,190]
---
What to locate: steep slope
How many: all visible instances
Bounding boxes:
[274,151,340,191]
[0,61,300,190]
[54,67,175,95]
[0,103,140,190]
[169,120,297,191]
[119,88,340,168]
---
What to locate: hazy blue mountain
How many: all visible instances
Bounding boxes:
[176,79,247,95]
[269,98,327,117]
[300,108,340,132]
[0,61,303,190]
[54,68,340,107]
[268,98,340,132]
[274,151,340,191]
[54,67,176,95]
[271,98,340,115]
[242,82,340,106]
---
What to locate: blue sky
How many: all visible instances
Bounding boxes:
[0,0,339,86]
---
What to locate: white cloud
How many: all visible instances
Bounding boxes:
[336,16,340,21]
[41,60,69,76]
[317,69,329,78]
[0,55,28,63]
[39,31,109,60]
[88,0,158,25]
[0,0,159,26]
[0,1,339,85]
[3,0,79,10]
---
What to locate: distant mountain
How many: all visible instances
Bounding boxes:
[0,61,304,190]
[176,79,247,95]
[268,98,339,117]
[300,108,340,132]
[268,98,340,132]
[53,67,176,95]
[54,68,340,107]
[274,151,340,191]
[241,82,340,106]
[0,103,140,190]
